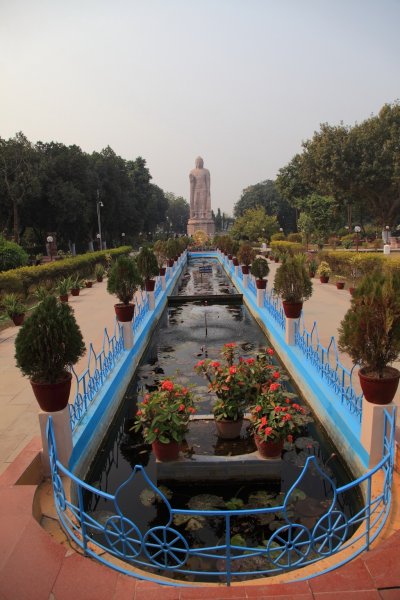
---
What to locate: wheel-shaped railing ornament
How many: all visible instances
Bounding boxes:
[312,510,348,555]
[104,516,142,559]
[266,524,311,568]
[143,526,189,568]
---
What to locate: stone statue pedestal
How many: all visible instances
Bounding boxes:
[187,218,215,237]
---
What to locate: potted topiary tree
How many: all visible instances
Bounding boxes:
[165,238,179,266]
[136,246,159,291]
[107,255,142,322]
[338,271,400,404]
[2,293,27,326]
[237,242,256,274]
[153,240,167,276]
[14,295,85,411]
[250,257,270,289]
[273,254,313,318]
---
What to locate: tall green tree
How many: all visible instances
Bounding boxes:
[234,179,296,231]
[165,193,190,233]
[230,207,279,241]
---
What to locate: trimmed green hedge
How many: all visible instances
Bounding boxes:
[319,251,400,279]
[0,238,29,271]
[0,246,132,299]
[270,241,305,255]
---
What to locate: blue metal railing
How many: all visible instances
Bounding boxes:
[295,318,363,421]
[47,408,395,586]
[263,289,286,331]
[69,288,150,432]
[69,322,125,431]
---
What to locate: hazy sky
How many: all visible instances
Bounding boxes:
[1,0,399,215]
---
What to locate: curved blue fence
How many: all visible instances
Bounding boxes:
[47,408,395,586]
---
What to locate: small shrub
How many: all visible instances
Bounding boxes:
[0,237,29,271]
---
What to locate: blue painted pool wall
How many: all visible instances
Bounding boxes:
[69,255,187,475]
[198,251,369,475]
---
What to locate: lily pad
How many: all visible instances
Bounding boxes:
[139,485,172,506]
[225,497,245,510]
[173,513,206,531]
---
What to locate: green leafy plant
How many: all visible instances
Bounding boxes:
[55,276,73,296]
[153,240,167,268]
[107,255,142,305]
[338,271,400,377]
[0,236,29,271]
[273,254,313,303]
[1,293,26,318]
[132,379,196,443]
[316,261,331,278]
[34,285,51,302]
[136,246,159,282]
[165,238,180,260]
[250,257,270,280]
[94,264,105,280]
[70,274,84,290]
[15,295,85,383]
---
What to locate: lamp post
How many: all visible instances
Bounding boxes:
[383,225,390,244]
[96,191,103,250]
[121,232,126,245]
[46,235,54,261]
[354,226,361,252]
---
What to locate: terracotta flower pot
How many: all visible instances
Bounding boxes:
[215,418,243,439]
[319,276,329,283]
[256,279,267,290]
[282,301,303,319]
[336,282,345,290]
[114,303,135,322]
[228,254,233,260]
[59,294,69,303]
[274,258,279,263]
[145,279,156,292]
[168,259,174,267]
[254,435,284,458]
[232,258,239,266]
[71,288,80,296]
[85,281,93,288]
[12,314,25,326]
[358,367,400,405]
[349,287,356,296]
[152,440,180,461]
[30,371,72,412]
[96,276,103,283]
[241,265,250,275]
[159,267,166,276]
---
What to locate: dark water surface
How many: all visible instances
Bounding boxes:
[84,257,362,580]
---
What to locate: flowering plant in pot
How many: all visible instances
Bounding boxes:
[250,381,313,458]
[14,295,85,411]
[273,254,313,318]
[136,245,159,291]
[334,274,346,290]
[316,261,331,283]
[107,255,142,322]
[132,379,197,461]
[237,242,256,274]
[194,342,273,439]
[338,271,400,404]
[250,257,270,289]
[2,293,27,326]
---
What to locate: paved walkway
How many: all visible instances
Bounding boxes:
[0,258,399,599]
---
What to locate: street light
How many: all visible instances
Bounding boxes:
[121,232,126,245]
[46,235,54,261]
[96,191,104,250]
[354,226,361,252]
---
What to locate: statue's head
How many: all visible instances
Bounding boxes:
[195,156,204,169]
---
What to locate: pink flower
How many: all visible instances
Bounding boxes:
[136,409,142,416]
[195,360,205,367]
[273,371,280,379]
[210,361,221,368]
[269,382,280,392]
[246,358,255,364]
[178,404,186,412]
[161,380,174,391]
[188,407,196,414]
[229,366,237,375]
[224,342,237,348]
[255,405,262,413]
[274,406,282,413]
[264,426,273,436]
[267,348,274,356]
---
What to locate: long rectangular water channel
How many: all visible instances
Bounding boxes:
[84,256,362,582]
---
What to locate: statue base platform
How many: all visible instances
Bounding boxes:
[187,218,215,237]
